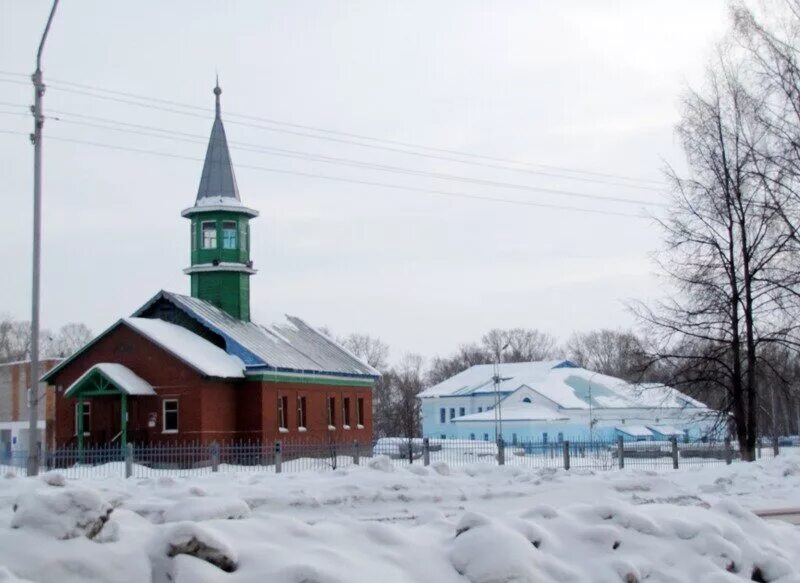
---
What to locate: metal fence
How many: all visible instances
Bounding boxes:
[0,436,789,479]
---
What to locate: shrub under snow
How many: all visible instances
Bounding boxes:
[10,486,113,540]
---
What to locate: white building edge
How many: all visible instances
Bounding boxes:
[418,360,719,444]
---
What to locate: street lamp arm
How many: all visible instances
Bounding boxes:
[36,0,60,73]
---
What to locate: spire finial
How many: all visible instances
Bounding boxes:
[213,75,222,117]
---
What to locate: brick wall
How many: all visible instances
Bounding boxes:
[259,381,373,444]
[0,359,61,423]
[49,322,240,446]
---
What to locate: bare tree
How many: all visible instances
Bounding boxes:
[566,329,648,381]
[373,354,425,442]
[0,315,54,364]
[427,343,493,386]
[45,323,92,358]
[338,333,390,371]
[484,328,558,363]
[634,55,800,461]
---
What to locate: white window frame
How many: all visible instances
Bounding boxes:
[297,395,307,430]
[278,395,288,430]
[201,221,217,249]
[162,399,179,434]
[342,397,351,429]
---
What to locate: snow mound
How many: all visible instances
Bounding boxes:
[163,496,251,523]
[451,515,546,583]
[10,487,113,540]
[39,472,66,487]
[367,456,393,472]
[431,461,451,476]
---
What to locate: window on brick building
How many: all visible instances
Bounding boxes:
[297,395,307,429]
[278,395,288,430]
[163,399,179,433]
[327,396,336,428]
[357,397,365,427]
[74,402,90,436]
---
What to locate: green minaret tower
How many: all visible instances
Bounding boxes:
[182,81,258,321]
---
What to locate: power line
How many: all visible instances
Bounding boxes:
[18,107,667,208]
[0,72,667,189]
[46,76,665,186]
[0,128,653,219]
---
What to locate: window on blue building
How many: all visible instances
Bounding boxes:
[483,433,489,441]
[542,432,548,444]
[470,433,475,441]
[477,407,483,413]
[440,434,446,440]
[449,408,455,420]
[439,408,445,423]
[458,407,465,417]
[512,433,518,445]
[558,432,564,443]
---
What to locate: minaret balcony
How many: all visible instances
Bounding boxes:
[184,262,257,275]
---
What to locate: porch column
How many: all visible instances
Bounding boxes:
[77,396,84,462]
[120,393,128,448]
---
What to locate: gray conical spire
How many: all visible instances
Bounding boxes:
[196,81,240,201]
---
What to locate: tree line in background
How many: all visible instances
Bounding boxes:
[0,314,92,364]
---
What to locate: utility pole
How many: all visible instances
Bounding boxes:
[27,0,60,477]
[492,342,510,441]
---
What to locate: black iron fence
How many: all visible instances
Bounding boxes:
[0,436,787,479]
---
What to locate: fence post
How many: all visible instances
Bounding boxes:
[422,438,430,466]
[497,437,505,466]
[773,435,780,457]
[671,437,679,470]
[124,443,133,478]
[617,435,625,469]
[724,437,733,465]
[274,441,282,474]
[353,440,360,465]
[563,440,570,470]
[210,442,220,472]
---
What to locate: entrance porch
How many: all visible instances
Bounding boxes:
[64,363,157,452]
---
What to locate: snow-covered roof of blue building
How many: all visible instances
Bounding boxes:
[419,361,708,411]
[419,361,576,398]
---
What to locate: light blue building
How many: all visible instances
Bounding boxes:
[418,361,717,443]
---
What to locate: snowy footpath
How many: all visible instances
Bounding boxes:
[1,453,799,582]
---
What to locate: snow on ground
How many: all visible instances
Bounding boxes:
[0,452,799,582]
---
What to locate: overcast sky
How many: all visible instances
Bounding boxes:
[0,1,730,362]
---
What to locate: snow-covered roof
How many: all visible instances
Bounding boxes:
[615,425,653,438]
[64,363,156,397]
[419,361,710,412]
[123,317,245,378]
[134,291,380,378]
[648,425,683,436]
[452,403,568,423]
[418,361,575,398]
